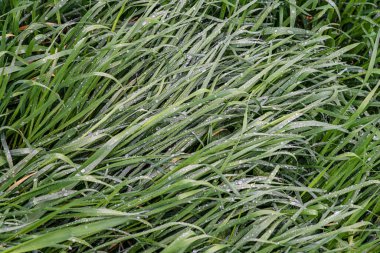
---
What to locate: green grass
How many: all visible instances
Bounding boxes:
[0,0,379,252]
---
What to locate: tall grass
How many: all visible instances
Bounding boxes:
[0,0,379,252]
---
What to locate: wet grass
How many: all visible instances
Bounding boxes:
[0,0,379,252]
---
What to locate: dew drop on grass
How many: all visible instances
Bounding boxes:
[333,210,341,216]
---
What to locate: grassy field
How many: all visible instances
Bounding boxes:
[0,0,379,252]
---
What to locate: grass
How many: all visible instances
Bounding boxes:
[0,0,379,252]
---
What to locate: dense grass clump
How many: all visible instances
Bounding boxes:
[0,0,379,252]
